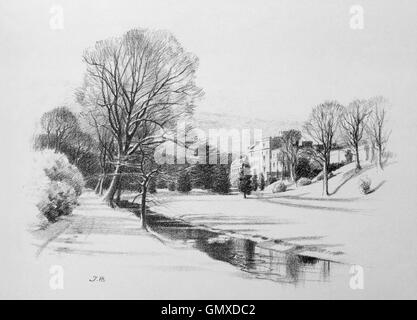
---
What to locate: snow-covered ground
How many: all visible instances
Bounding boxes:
[148,160,417,298]
[0,191,359,299]
[2,159,417,299]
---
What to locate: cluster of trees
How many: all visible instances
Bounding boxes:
[189,144,231,194]
[34,28,236,225]
[303,97,390,195]
[36,106,98,178]
[35,29,391,217]
[35,106,233,199]
[35,29,204,226]
[236,97,390,198]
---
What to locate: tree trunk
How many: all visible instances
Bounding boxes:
[46,134,51,149]
[365,144,369,161]
[290,163,296,183]
[115,173,123,204]
[377,147,383,170]
[141,186,148,230]
[323,159,329,196]
[355,144,361,170]
[103,164,121,206]
[99,175,105,195]
[94,178,101,194]
[370,141,375,163]
[115,185,122,203]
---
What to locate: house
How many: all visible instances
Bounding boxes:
[229,130,371,187]
[247,137,284,182]
[230,155,250,187]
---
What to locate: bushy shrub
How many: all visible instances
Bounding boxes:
[316,172,324,181]
[315,171,335,181]
[359,176,371,194]
[168,181,176,191]
[345,149,353,163]
[35,150,84,223]
[269,177,277,184]
[328,161,345,173]
[67,169,84,196]
[272,181,287,193]
[156,179,167,189]
[37,181,77,222]
[297,177,312,186]
[42,150,85,196]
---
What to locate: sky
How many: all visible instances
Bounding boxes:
[1,0,417,148]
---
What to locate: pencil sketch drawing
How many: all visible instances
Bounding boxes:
[1,0,417,299]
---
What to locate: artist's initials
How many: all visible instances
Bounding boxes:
[49,265,64,290]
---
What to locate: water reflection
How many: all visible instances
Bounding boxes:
[145,212,334,284]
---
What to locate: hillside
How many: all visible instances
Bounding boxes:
[265,161,390,199]
[192,111,302,138]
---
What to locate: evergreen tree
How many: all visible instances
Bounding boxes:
[251,174,258,191]
[295,157,312,179]
[238,164,252,198]
[177,171,192,192]
[191,164,214,189]
[259,173,266,191]
[212,165,231,194]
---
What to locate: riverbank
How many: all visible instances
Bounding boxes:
[13,192,358,299]
[4,158,417,299]
[144,161,417,299]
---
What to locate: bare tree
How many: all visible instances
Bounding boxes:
[367,96,391,169]
[279,130,301,182]
[40,106,78,152]
[83,110,116,195]
[71,129,95,166]
[77,29,202,205]
[340,99,371,170]
[130,146,160,229]
[304,101,343,195]
[127,116,188,228]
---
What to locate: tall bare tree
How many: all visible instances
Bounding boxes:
[367,96,391,169]
[279,129,301,182]
[304,101,343,195]
[128,115,191,227]
[83,109,116,195]
[77,29,202,205]
[340,99,371,170]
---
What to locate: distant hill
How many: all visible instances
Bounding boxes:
[192,111,302,138]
